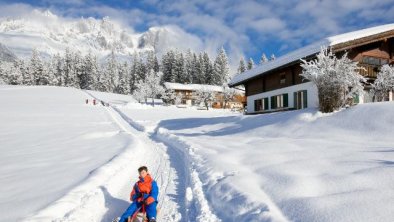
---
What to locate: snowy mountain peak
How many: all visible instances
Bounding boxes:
[0,10,204,61]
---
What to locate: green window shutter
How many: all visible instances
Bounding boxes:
[293,92,298,109]
[264,98,269,110]
[283,93,288,107]
[271,96,276,109]
[303,90,308,108]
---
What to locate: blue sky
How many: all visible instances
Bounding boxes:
[1,0,394,65]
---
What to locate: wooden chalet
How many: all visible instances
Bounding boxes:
[229,24,394,114]
[163,82,245,109]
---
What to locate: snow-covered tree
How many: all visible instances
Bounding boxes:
[195,53,206,84]
[29,49,46,85]
[161,50,176,83]
[372,64,394,102]
[270,54,276,61]
[260,53,268,64]
[300,47,366,112]
[174,51,186,83]
[80,52,97,90]
[237,57,246,74]
[115,62,130,94]
[50,54,63,86]
[133,69,164,106]
[145,69,165,106]
[247,58,254,70]
[146,50,160,73]
[129,53,140,93]
[63,48,78,88]
[184,49,195,84]
[104,50,119,92]
[222,84,237,109]
[0,61,23,85]
[161,89,177,105]
[213,47,230,85]
[203,52,214,85]
[193,87,216,110]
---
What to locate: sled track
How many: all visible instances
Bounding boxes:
[110,106,221,222]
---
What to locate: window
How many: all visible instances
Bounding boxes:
[294,90,308,109]
[271,94,288,109]
[279,73,286,84]
[254,99,262,111]
[254,98,269,111]
[362,56,389,66]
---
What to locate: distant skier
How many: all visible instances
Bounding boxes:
[118,166,159,222]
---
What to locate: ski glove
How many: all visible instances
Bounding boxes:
[145,196,155,205]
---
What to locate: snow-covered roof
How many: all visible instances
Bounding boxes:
[229,23,394,86]
[164,82,224,92]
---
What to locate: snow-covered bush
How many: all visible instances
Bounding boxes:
[372,64,394,102]
[300,48,366,113]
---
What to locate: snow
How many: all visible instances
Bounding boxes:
[230,23,394,86]
[1,85,393,222]
[117,100,394,222]
[0,85,133,221]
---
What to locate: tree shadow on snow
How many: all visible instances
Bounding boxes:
[100,186,130,222]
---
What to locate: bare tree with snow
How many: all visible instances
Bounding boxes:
[193,87,216,110]
[145,69,165,106]
[300,47,366,112]
[222,84,237,109]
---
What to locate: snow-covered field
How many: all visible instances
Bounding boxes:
[115,96,394,222]
[1,85,393,222]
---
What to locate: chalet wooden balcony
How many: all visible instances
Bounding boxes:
[358,63,379,78]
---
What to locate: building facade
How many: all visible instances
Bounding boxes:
[229,24,394,114]
[163,82,246,109]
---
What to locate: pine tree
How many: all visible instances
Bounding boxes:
[192,53,200,84]
[105,50,119,92]
[51,54,64,86]
[247,58,254,70]
[115,62,130,94]
[146,51,160,73]
[80,52,97,90]
[161,50,176,83]
[270,54,276,61]
[196,53,206,84]
[213,47,230,85]
[129,53,140,93]
[237,57,246,74]
[260,53,268,64]
[203,52,214,85]
[29,49,47,85]
[184,49,195,84]
[174,51,186,83]
[64,48,78,88]
[74,52,84,88]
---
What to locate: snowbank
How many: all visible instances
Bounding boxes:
[123,102,394,222]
